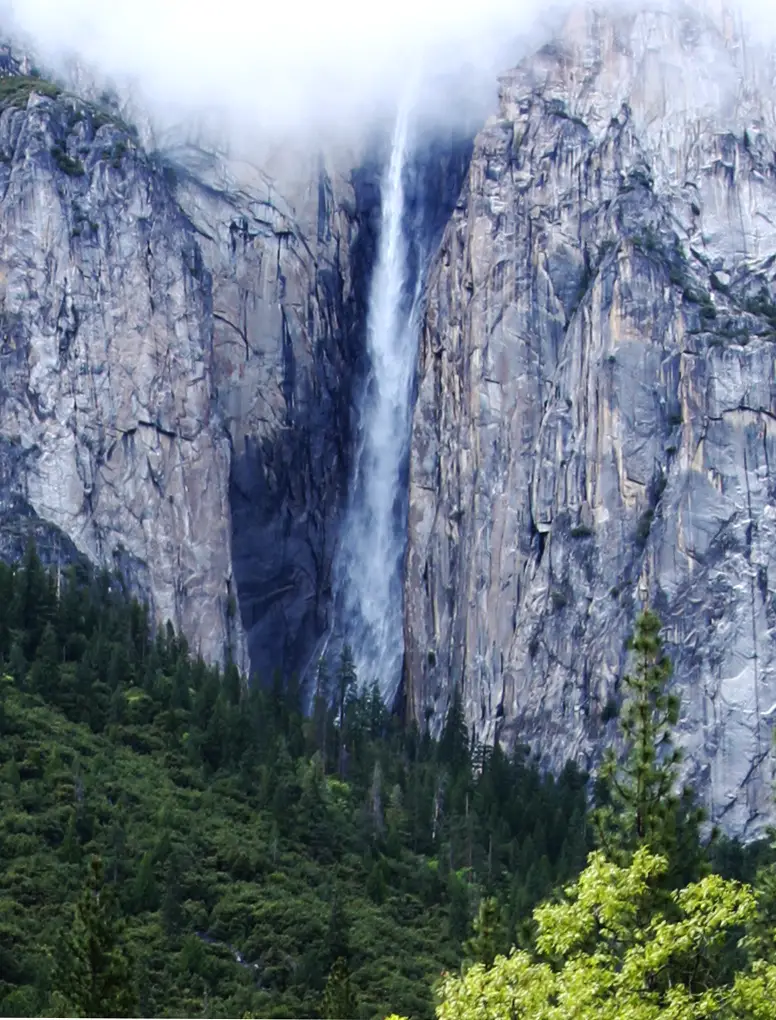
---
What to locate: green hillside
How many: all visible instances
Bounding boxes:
[0,544,589,1018]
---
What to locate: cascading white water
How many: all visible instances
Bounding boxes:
[334,100,419,702]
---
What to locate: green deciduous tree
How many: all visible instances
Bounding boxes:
[389,848,765,1020]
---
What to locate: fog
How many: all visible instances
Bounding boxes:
[3,0,776,150]
[1,0,571,147]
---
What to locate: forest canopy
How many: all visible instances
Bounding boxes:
[0,543,589,1018]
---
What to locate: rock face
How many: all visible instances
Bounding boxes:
[0,66,383,682]
[404,1,776,837]
[169,135,471,687]
[0,63,468,694]
[0,81,247,667]
[7,1,776,837]
[168,143,379,682]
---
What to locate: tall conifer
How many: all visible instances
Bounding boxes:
[593,609,706,886]
[51,856,137,1017]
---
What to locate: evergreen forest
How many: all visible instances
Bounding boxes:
[3,545,776,1019]
[0,543,591,1018]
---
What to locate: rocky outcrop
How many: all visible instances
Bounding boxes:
[168,143,378,681]
[0,79,246,667]
[0,66,385,682]
[405,2,776,836]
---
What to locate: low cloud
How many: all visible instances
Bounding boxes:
[3,0,565,147]
[4,1,776,152]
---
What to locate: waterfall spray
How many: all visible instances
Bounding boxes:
[333,98,420,703]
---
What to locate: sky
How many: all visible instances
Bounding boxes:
[3,1,775,149]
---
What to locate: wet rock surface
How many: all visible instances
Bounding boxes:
[169,142,380,682]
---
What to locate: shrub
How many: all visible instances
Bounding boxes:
[635,508,655,545]
[51,146,85,177]
[601,696,619,723]
[0,75,60,108]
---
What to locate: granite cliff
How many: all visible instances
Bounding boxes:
[404,1,776,836]
[0,52,464,689]
[0,57,377,676]
[0,71,247,668]
[4,1,776,836]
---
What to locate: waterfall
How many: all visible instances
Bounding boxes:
[334,100,419,702]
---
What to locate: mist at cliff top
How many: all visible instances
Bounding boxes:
[4,0,776,147]
[1,0,555,145]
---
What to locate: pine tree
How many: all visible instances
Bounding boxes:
[447,869,471,942]
[366,860,387,904]
[4,756,21,794]
[0,563,14,659]
[439,685,469,774]
[27,621,59,695]
[309,656,331,765]
[368,679,385,737]
[592,609,706,886]
[336,644,357,731]
[170,659,191,713]
[223,660,242,706]
[15,539,51,655]
[8,638,26,686]
[131,850,158,912]
[61,809,81,865]
[368,760,385,838]
[322,957,357,1019]
[298,753,334,859]
[106,641,131,693]
[51,856,137,1017]
[269,737,298,834]
[0,672,11,735]
[385,783,406,857]
[161,853,184,935]
[324,893,350,970]
[463,896,510,968]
